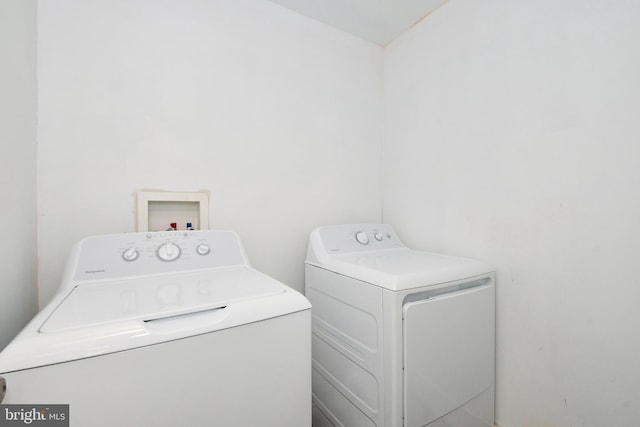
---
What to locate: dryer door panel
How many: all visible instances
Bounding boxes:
[403,284,494,427]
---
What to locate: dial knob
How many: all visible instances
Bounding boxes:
[122,247,139,261]
[355,231,369,245]
[374,232,384,241]
[196,244,211,256]
[157,242,181,262]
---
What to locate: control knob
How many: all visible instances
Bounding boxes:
[196,244,211,256]
[355,231,369,245]
[122,247,139,261]
[157,242,181,262]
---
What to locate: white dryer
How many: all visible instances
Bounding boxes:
[0,230,311,427]
[305,224,495,427]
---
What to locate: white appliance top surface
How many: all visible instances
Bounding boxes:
[40,266,284,333]
[0,230,310,373]
[306,224,493,290]
[327,248,492,290]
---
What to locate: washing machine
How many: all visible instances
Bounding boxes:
[0,230,311,427]
[305,224,495,427]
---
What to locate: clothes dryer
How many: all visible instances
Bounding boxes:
[0,230,311,427]
[305,224,494,427]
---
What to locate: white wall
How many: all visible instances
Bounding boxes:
[0,0,39,350]
[384,0,640,426]
[37,0,383,305]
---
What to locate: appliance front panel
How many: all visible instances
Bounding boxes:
[402,283,494,427]
[2,312,311,427]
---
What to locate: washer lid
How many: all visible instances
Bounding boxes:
[0,266,310,374]
[40,266,284,333]
[314,248,493,291]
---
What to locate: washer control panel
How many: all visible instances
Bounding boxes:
[73,230,246,282]
[315,224,405,254]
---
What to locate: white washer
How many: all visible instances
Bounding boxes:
[0,230,311,427]
[305,224,495,427]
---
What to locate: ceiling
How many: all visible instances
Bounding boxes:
[267,0,448,46]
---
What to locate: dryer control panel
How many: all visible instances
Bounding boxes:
[71,230,247,282]
[312,223,405,254]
